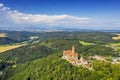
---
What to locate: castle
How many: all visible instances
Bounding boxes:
[63,45,88,66]
[63,45,78,61]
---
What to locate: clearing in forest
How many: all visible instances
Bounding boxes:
[79,41,94,46]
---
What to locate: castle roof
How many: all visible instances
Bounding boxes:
[63,50,78,57]
[83,59,87,62]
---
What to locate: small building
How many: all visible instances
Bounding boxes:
[69,58,76,64]
[79,57,88,65]
[76,60,82,65]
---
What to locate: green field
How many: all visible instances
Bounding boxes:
[111,43,120,47]
[79,41,94,46]
[30,36,39,40]
[110,42,120,51]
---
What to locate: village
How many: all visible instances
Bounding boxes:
[62,45,120,69]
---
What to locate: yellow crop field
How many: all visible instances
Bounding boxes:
[0,33,6,37]
[0,45,24,53]
[112,34,120,40]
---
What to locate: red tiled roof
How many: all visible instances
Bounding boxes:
[69,59,75,63]
[83,59,87,62]
[63,50,78,57]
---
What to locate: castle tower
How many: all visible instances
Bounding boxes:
[72,45,75,54]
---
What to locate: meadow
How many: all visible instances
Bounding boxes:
[79,40,94,46]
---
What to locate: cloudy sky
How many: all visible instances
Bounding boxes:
[0,0,120,30]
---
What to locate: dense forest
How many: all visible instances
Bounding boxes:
[0,31,120,80]
[1,53,120,80]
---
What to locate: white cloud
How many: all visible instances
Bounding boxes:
[0,3,90,27]
[2,7,10,11]
[0,3,4,7]
[0,3,119,30]
[9,13,90,25]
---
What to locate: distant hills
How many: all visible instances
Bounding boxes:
[0,26,120,32]
[0,30,117,45]
[0,37,17,45]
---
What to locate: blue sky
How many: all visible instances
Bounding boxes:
[0,0,120,30]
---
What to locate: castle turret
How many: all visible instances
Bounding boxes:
[72,45,75,54]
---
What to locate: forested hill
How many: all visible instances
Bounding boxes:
[0,37,17,45]
[2,52,120,80]
[0,39,115,64]
[0,39,82,64]
[0,38,119,80]
[0,30,117,45]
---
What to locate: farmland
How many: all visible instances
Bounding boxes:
[0,44,25,53]
[0,33,6,37]
[112,34,120,40]
[110,42,120,51]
